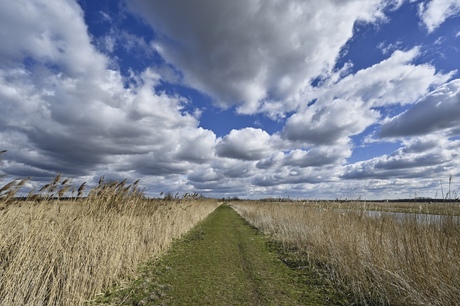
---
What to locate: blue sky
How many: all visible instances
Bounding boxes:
[1,0,460,199]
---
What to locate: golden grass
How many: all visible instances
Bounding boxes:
[231,201,460,306]
[0,176,219,305]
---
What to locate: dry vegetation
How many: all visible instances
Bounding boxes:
[232,200,460,306]
[0,175,219,305]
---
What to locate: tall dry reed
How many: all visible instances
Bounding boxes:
[0,176,219,306]
[232,201,460,306]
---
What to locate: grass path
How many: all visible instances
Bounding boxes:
[95,205,344,305]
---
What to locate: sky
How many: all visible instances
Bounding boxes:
[1,0,460,200]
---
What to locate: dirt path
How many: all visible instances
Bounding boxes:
[95,205,343,305]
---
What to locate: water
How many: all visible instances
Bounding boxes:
[338,209,460,225]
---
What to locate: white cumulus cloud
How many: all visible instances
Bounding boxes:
[380,79,460,137]
[127,0,397,115]
[283,99,378,145]
[418,0,460,32]
[216,128,275,160]
[0,0,217,184]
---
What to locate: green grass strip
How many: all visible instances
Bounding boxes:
[94,205,345,305]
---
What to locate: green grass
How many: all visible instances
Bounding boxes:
[94,205,346,305]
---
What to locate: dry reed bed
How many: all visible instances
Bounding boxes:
[0,177,219,306]
[231,201,460,306]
